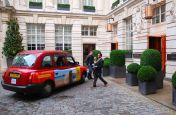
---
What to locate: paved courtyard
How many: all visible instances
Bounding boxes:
[0,77,175,115]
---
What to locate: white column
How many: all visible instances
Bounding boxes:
[117,20,126,49]
[165,0,176,79]
[97,22,111,58]
[45,23,55,50]
[72,21,83,65]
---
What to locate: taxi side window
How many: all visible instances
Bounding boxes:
[67,56,76,65]
[54,55,66,67]
[42,55,52,68]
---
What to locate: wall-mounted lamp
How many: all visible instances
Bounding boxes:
[106,18,114,32]
[144,0,154,19]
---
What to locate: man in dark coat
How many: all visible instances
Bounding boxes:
[93,53,108,87]
[85,51,94,79]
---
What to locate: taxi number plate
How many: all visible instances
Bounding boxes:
[10,73,20,79]
[11,78,16,84]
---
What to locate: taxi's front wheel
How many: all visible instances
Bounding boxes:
[40,81,53,98]
[80,73,86,83]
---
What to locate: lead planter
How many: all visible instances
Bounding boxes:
[173,87,176,106]
[138,80,157,95]
[126,73,138,86]
[156,71,164,89]
[110,65,126,78]
[103,67,109,77]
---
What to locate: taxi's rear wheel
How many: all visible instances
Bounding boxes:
[40,81,53,98]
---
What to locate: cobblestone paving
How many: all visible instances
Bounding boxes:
[0,78,175,115]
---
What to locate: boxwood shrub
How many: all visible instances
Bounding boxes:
[137,66,157,82]
[93,50,101,58]
[57,4,70,9]
[29,2,42,9]
[104,57,110,67]
[110,50,125,66]
[140,49,161,71]
[172,72,176,88]
[127,63,141,74]
[83,5,95,11]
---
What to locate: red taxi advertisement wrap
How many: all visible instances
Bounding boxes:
[1,51,87,97]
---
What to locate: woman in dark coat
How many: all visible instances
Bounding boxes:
[93,53,108,87]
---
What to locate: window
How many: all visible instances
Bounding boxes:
[67,56,76,65]
[58,0,69,4]
[27,24,45,50]
[54,55,66,67]
[12,54,36,67]
[125,17,133,58]
[152,4,166,24]
[55,25,72,51]
[29,0,42,9]
[42,55,52,68]
[81,26,97,36]
[83,0,93,6]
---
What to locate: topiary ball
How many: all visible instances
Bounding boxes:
[110,50,125,66]
[127,63,141,74]
[103,57,110,67]
[137,66,157,82]
[93,50,101,58]
[140,49,161,71]
[172,72,176,88]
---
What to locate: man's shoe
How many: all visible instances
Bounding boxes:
[93,85,96,87]
[104,82,108,87]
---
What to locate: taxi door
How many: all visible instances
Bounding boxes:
[66,56,81,82]
[54,54,70,87]
[37,55,54,83]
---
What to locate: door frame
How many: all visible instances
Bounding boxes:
[147,35,166,73]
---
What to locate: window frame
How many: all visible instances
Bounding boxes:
[125,17,133,58]
[55,25,72,51]
[81,26,97,36]
[57,0,69,4]
[152,4,166,24]
[83,0,93,6]
[27,24,45,50]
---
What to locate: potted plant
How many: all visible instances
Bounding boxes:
[137,66,157,95]
[93,50,101,60]
[103,57,110,76]
[29,1,42,9]
[126,63,141,86]
[2,18,24,67]
[140,49,164,89]
[83,5,95,12]
[110,50,126,78]
[57,4,70,11]
[172,72,176,106]
[111,0,120,9]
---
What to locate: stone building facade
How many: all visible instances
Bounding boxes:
[0,0,176,79]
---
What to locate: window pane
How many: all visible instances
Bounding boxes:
[125,17,133,56]
[42,56,52,68]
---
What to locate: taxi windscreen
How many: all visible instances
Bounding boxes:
[12,54,37,67]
